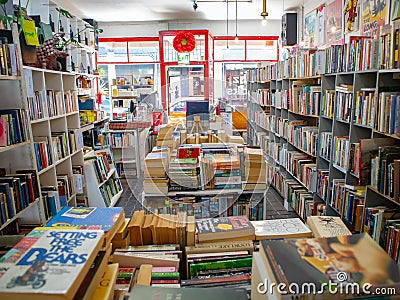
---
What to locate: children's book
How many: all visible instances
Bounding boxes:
[0,229,104,300]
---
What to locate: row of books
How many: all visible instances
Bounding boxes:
[33,131,79,171]
[128,210,195,248]
[321,89,335,118]
[254,29,399,81]
[289,82,321,116]
[0,109,29,147]
[249,89,271,106]
[332,136,350,171]
[85,151,112,185]
[330,179,365,232]
[0,37,19,76]
[286,121,318,156]
[0,169,39,224]
[375,92,400,135]
[319,131,332,161]
[147,196,264,221]
[27,90,78,121]
[99,175,122,206]
[370,144,400,200]
[335,86,353,122]
[105,132,136,148]
[283,148,317,193]
[354,88,376,127]
[271,89,289,109]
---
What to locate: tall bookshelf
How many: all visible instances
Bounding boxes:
[247,35,400,256]
[0,26,45,233]
[24,66,85,215]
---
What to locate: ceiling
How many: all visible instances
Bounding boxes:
[53,0,302,23]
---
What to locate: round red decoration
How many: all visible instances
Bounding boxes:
[173,31,196,53]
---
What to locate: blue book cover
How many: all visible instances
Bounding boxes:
[0,182,14,218]
[45,206,124,233]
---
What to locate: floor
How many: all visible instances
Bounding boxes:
[116,178,298,219]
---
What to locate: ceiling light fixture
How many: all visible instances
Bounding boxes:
[261,0,268,26]
[235,0,239,42]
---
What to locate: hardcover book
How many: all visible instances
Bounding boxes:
[306,216,352,238]
[259,233,400,299]
[45,206,125,244]
[0,229,104,300]
[251,218,313,240]
[195,216,255,243]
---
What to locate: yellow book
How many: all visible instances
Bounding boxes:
[90,263,119,300]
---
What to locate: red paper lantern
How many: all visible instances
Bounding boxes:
[173,31,196,53]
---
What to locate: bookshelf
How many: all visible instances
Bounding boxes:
[0,25,46,232]
[24,65,86,216]
[84,147,123,207]
[246,35,400,244]
[101,127,149,178]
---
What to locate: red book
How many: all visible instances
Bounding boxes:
[178,144,201,160]
[0,116,8,147]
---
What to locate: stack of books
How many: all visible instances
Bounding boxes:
[143,151,169,195]
[195,215,255,244]
[168,158,199,191]
[182,240,254,298]
[243,148,266,190]
[212,155,241,189]
[112,244,182,279]
[156,125,175,149]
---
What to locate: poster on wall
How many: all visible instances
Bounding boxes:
[343,0,360,33]
[391,0,400,20]
[304,11,316,47]
[361,0,389,36]
[316,5,326,46]
[326,0,343,44]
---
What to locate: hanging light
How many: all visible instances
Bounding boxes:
[234,0,239,42]
[260,0,268,26]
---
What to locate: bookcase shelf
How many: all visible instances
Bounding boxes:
[0,75,20,80]
[0,141,31,154]
[0,198,41,232]
[247,37,400,242]
[0,25,52,234]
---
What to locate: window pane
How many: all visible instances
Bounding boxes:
[98,42,128,62]
[163,34,206,62]
[214,40,245,60]
[128,41,159,62]
[246,40,278,61]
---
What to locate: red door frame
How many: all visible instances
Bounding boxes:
[159,30,212,110]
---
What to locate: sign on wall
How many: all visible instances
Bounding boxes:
[343,0,360,33]
[304,11,316,47]
[361,0,389,36]
[325,0,343,44]
[316,5,326,46]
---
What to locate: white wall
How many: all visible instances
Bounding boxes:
[99,19,282,38]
